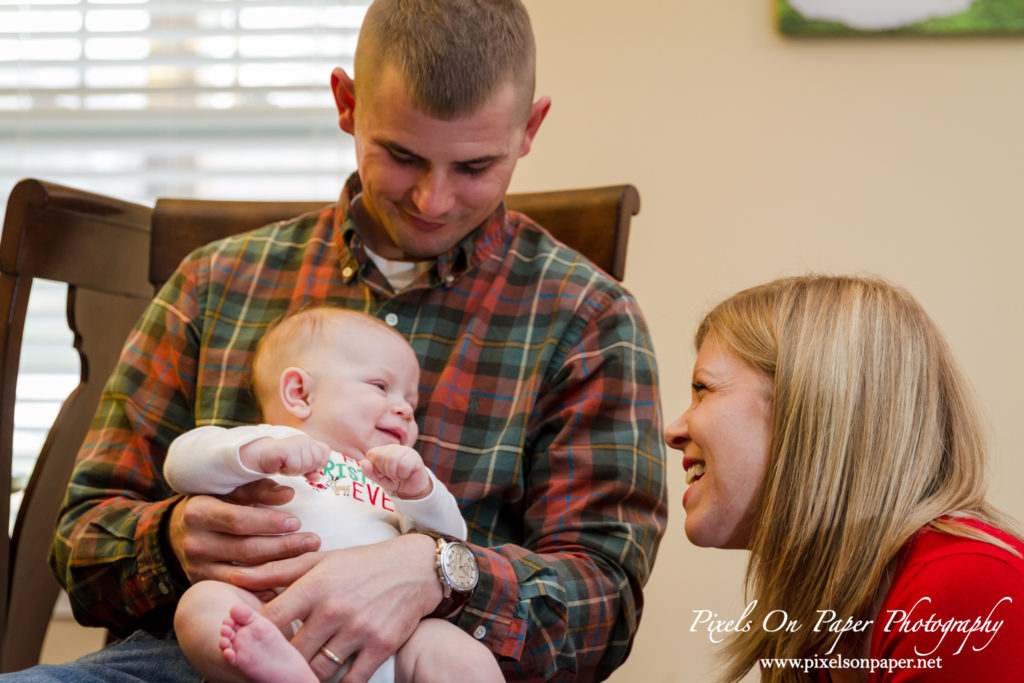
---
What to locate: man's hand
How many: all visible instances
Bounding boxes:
[234,534,442,683]
[167,478,322,585]
[360,445,432,500]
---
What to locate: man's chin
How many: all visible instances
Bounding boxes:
[393,233,465,261]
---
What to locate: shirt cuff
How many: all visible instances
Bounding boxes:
[134,495,189,612]
[455,545,526,661]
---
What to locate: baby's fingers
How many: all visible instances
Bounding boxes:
[358,459,379,482]
[392,449,423,480]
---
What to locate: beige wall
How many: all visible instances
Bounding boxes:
[34,3,1024,677]
[514,2,1024,681]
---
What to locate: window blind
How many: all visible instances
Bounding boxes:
[1,0,367,201]
[2,0,369,521]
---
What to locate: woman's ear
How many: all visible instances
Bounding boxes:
[279,367,315,419]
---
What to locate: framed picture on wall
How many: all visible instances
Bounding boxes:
[778,0,1024,35]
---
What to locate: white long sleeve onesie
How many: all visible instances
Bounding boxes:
[165,424,467,544]
[164,424,468,683]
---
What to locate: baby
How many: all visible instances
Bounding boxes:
[166,307,501,683]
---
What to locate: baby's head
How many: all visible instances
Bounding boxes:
[251,307,420,456]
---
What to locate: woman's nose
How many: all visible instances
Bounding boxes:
[663,411,690,450]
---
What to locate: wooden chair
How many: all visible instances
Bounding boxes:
[0,179,153,672]
[149,185,639,286]
[1,179,639,672]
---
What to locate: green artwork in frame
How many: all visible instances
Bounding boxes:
[778,0,1024,35]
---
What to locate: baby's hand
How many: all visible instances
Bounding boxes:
[240,435,331,483]
[361,445,432,500]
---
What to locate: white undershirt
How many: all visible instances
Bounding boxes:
[363,244,433,291]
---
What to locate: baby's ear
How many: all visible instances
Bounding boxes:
[279,367,314,419]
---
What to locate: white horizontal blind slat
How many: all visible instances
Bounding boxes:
[2,0,367,203]
[3,1,368,527]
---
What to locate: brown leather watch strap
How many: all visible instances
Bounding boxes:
[416,530,477,618]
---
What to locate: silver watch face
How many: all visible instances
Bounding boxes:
[441,542,479,592]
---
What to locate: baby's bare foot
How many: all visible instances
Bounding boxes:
[219,602,317,682]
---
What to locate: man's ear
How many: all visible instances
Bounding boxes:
[518,95,551,157]
[331,67,357,135]
[279,367,315,419]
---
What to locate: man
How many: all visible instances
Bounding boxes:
[37,1,667,680]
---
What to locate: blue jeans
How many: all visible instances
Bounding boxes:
[0,631,201,682]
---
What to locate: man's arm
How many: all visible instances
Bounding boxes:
[458,292,668,681]
[47,262,317,635]
[48,277,203,633]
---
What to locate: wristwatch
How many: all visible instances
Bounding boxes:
[416,530,479,618]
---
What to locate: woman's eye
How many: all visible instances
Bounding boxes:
[691,382,708,394]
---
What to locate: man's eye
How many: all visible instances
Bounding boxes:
[456,163,490,177]
[691,382,708,394]
[388,149,418,166]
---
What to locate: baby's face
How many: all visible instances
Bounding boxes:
[302,322,420,458]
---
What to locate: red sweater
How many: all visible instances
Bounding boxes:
[867,520,1024,681]
[811,520,1024,681]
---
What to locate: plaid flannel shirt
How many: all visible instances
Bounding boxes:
[50,173,668,681]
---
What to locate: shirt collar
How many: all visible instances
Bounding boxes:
[334,172,509,288]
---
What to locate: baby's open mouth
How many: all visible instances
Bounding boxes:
[377,427,404,442]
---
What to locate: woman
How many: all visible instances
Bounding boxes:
[665,275,1024,682]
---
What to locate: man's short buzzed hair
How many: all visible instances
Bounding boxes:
[355,0,536,121]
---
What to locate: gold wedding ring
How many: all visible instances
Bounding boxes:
[319,645,344,666]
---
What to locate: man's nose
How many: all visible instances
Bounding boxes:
[412,170,455,218]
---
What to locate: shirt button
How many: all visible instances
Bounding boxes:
[444,274,455,285]
[473,625,487,640]
[384,313,399,327]
[158,582,170,595]
[341,266,354,279]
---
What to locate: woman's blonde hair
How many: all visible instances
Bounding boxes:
[700,275,1019,682]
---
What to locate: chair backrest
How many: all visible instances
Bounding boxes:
[0,179,154,672]
[150,184,639,287]
[1,179,638,672]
